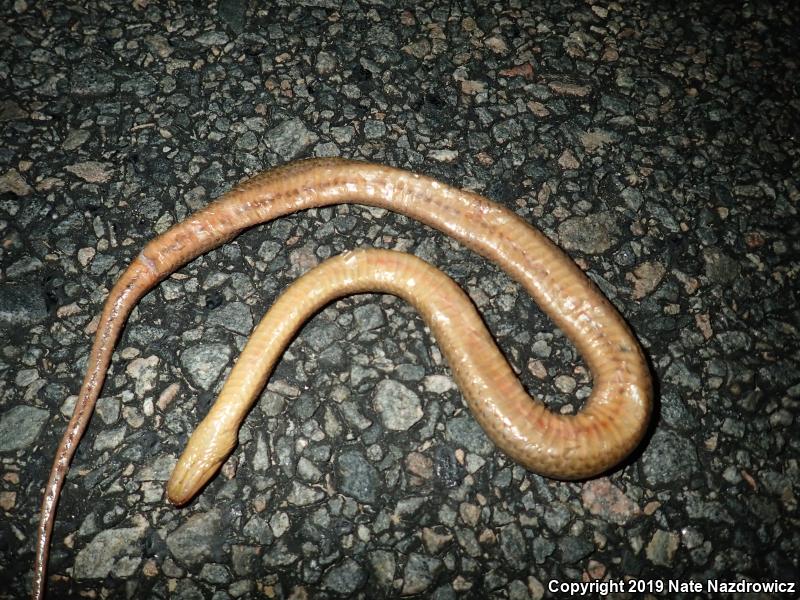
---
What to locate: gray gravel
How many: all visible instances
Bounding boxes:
[373,379,424,430]
[2,1,799,599]
[0,405,49,452]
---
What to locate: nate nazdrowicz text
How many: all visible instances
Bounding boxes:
[549,578,795,596]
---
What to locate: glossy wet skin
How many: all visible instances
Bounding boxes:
[167,248,651,504]
[34,158,651,599]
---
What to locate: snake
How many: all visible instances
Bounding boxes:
[33,158,652,599]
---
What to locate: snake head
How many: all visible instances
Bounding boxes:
[166,421,237,506]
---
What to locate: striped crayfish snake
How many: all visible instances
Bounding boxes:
[33,158,652,598]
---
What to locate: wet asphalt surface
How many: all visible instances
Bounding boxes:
[1,1,798,598]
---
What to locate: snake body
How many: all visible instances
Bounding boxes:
[33,158,652,598]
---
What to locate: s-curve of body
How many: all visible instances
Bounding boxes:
[33,158,652,599]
